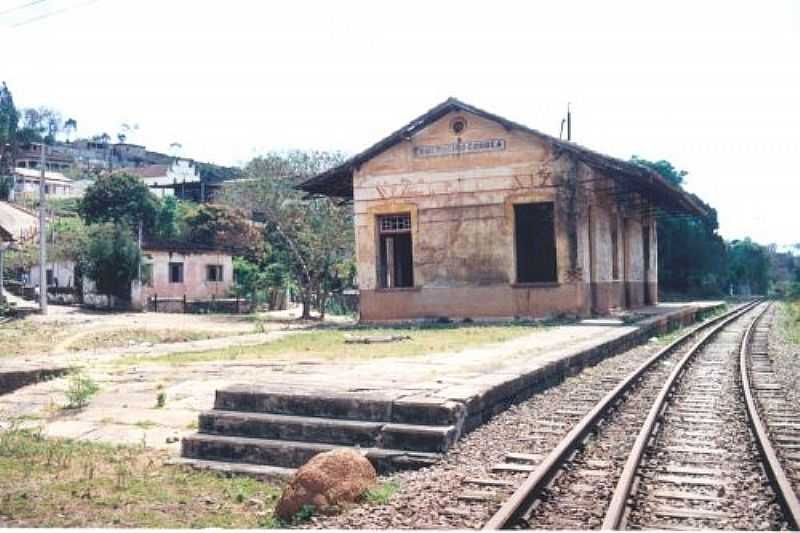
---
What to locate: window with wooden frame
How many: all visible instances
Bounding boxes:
[377,214,414,289]
[514,202,558,283]
[206,264,224,282]
[169,262,184,283]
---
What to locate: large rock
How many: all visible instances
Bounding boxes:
[275,448,377,520]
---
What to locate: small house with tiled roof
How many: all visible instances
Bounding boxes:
[300,98,707,322]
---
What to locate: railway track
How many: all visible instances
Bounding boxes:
[741,306,800,525]
[482,300,800,530]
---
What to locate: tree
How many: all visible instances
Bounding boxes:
[183,203,264,259]
[79,173,160,234]
[18,107,62,145]
[83,223,141,304]
[727,239,770,295]
[63,118,77,142]
[219,150,354,319]
[0,82,19,179]
[631,156,728,297]
[245,150,347,186]
[154,195,180,240]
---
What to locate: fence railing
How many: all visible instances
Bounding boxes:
[148,294,252,314]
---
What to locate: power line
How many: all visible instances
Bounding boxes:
[0,0,45,17]
[8,0,98,28]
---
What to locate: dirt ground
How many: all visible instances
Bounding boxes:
[2,301,352,357]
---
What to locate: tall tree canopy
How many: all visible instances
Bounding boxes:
[182,203,265,260]
[83,223,141,302]
[18,106,62,145]
[0,82,19,183]
[79,173,159,233]
[632,156,728,296]
[728,238,770,295]
[219,150,354,318]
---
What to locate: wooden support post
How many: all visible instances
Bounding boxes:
[153,294,158,312]
[183,294,187,313]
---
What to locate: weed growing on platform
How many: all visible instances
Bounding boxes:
[155,392,166,408]
[64,370,99,409]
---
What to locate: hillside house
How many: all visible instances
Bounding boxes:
[13,167,81,199]
[300,98,707,322]
[121,159,208,200]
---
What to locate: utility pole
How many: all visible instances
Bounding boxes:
[567,102,572,141]
[38,143,47,314]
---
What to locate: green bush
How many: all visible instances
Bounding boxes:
[65,370,99,409]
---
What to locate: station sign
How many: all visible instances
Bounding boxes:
[413,138,506,158]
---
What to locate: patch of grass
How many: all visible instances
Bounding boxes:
[363,481,399,505]
[117,321,549,365]
[0,320,71,357]
[155,392,166,409]
[780,300,800,344]
[133,420,158,430]
[0,425,283,528]
[65,328,231,352]
[64,370,99,409]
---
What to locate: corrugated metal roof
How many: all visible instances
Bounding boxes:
[0,201,38,242]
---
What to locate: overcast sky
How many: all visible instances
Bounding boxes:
[1,0,797,246]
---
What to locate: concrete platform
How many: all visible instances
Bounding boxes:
[181,301,725,473]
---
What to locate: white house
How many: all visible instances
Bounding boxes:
[122,159,201,198]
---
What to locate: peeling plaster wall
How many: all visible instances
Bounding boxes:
[352,110,656,321]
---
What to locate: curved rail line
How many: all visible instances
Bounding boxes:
[601,302,765,529]
[601,301,799,530]
[739,305,800,528]
[483,300,761,530]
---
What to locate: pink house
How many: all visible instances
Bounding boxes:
[135,241,235,310]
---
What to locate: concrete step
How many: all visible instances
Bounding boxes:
[199,410,459,453]
[199,410,383,447]
[181,433,441,473]
[214,386,393,422]
[213,385,464,426]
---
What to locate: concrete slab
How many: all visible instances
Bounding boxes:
[0,301,725,456]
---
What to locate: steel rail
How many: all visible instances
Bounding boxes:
[483,300,760,530]
[740,303,800,529]
[601,300,765,530]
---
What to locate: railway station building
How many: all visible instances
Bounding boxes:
[300,98,706,322]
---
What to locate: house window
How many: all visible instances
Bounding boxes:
[169,262,184,283]
[207,264,224,282]
[141,263,154,287]
[514,202,557,283]
[377,214,414,288]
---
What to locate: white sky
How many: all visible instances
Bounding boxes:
[1,0,798,245]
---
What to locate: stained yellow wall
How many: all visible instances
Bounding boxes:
[352,109,656,320]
